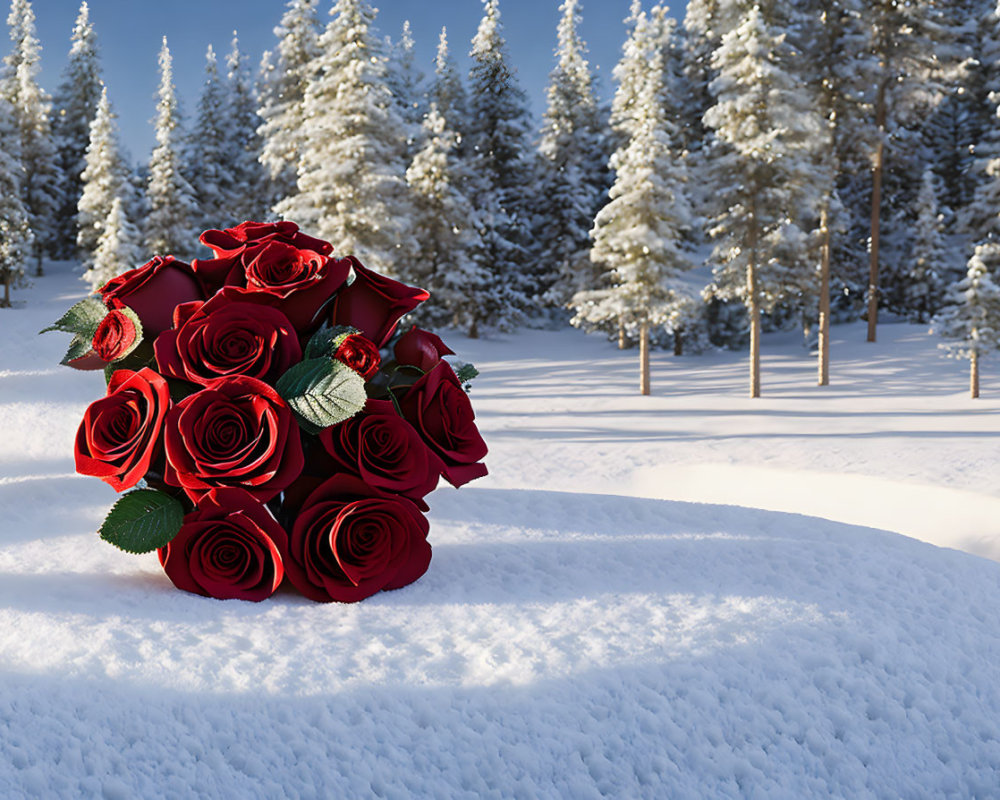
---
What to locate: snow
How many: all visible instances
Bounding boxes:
[3,261,1000,798]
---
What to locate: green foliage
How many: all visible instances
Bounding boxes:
[276,357,367,434]
[99,489,185,554]
[455,362,479,391]
[40,296,107,337]
[304,324,361,359]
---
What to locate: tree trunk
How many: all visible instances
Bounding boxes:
[867,77,889,344]
[818,203,831,386]
[971,351,980,399]
[34,243,43,278]
[748,194,761,398]
[639,319,650,396]
[618,317,626,349]
[673,329,683,357]
[1,268,10,308]
[468,318,479,339]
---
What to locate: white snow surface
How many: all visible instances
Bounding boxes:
[2,263,1000,798]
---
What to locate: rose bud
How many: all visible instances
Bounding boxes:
[163,376,304,504]
[399,362,488,488]
[334,334,381,381]
[92,308,139,362]
[99,255,205,336]
[158,488,287,602]
[154,292,302,386]
[283,474,431,603]
[329,256,429,347]
[394,326,455,372]
[319,399,443,509]
[74,367,170,492]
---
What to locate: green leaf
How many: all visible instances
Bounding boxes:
[40,296,107,337]
[60,335,93,366]
[455,362,479,390]
[276,357,367,434]
[99,489,185,554]
[305,324,361,359]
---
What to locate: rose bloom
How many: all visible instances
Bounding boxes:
[333,333,381,380]
[328,257,429,347]
[399,362,488,488]
[164,376,304,503]
[158,488,287,602]
[99,255,204,336]
[394,326,455,372]
[319,399,442,509]
[74,367,170,491]
[91,308,138,362]
[283,474,431,603]
[154,292,302,386]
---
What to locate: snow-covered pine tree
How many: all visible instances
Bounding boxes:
[278,0,415,276]
[0,95,32,307]
[387,20,424,143]
[933,243,1000,397]
[257,0,322,208]
[534,0,609,315]
[702,0,822,397]
[429,27,468,141]
[226,32,268,223]
[1,0,59,275]
[406,104,485,331]
[145,37,199,259]
[572,25,693,395]
[904,167,948,323]
[87,195,140,290]
[465,0,539,331]
[50,1,102,260]
[186,45,228,232]
[77,85,132,275]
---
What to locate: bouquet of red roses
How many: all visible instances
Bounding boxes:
[43,221,487,603]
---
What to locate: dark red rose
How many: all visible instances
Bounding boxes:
[399,362,488,488]
[329,257,429,347]
[284,474,431,603]
[319,399,443,509]
[158,488,287,602]
[92,308,138,362]
[334,334,381,380]
[394,326,455,372]
[99,256,205,336]
[164,376,304,504]
[154,292,302,386]
[74,367,170,492]
[193,220,334,293]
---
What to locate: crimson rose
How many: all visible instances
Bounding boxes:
[92,309,139,362]
[399,362,488,488]
[154,292,301,386]
[334,333,381,380]
[319,399,442,509]
[329,257,429,347]
[99,256,204,336]
[74,368,170,492]
[284,474,431,603]
[158,488,287,602]
[164,376,304,503]
[394,326,455,372]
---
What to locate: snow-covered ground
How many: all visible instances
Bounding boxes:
[2,262,1000,798]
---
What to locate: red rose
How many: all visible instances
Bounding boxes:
[158,488,287,602]
[319,399,443,509]
[74,367,170,492]
[99,256,205,336]
[334,334,381,380]
[92,308,138,362]
[329,256,429,347]
[284,474,431,603]
[164,376,304,503]
[194,220,334,294]
[394,326,455,372]
[399,362,488,488]
[154,292,302,386]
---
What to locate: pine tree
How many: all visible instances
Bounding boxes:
[277,0,415,275]
[77,85,132,272]
[0,95,32,307]
[904,168,948,323]
[145,38,198,259]
[257,0,322,207]
[387,20,424,136]
[86,195,140,289]
[572,21,694,396]
[406,104,485,331]
[2,0,59,275]
[535,0,609,313]
[226,33,267,223]
[429,27,468,139]
[702,0,822,397]
[465,0,537,333]
[186,45,228,232]
[933,244,1000,397]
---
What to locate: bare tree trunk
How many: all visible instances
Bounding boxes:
[818,203,831,385]
[34,243,43,278]
[618,317,626,349]
[673,329,683,357]
[1,268,10,308]
[971,351,980,399]
[867,77,889,344]
[639,319,650,396]
[748,195,761,398]
[468,318,479,339]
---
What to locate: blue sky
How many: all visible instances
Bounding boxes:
[25,0,682,163]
